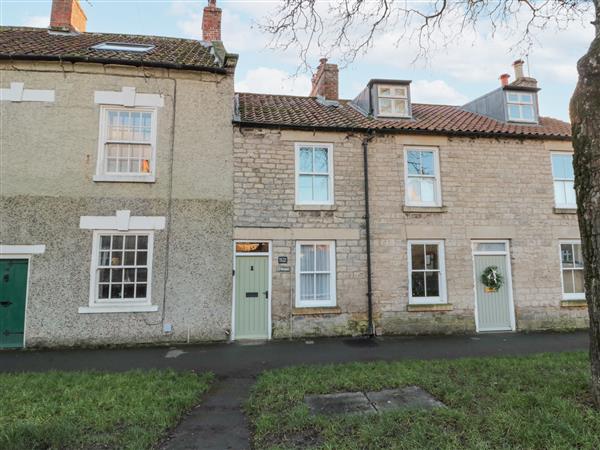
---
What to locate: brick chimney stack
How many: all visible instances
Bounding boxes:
[499,73,510,87]
[310,58,339,100]
[202,0,222,42]
[50,0,87,33]
[510,59,538,89]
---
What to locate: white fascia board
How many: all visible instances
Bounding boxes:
[80,210,166,231]
[1,82,55,102]
[0,244,46,255]
[94,87,164,108]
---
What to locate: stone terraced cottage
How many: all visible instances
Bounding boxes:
[0,0,588,348]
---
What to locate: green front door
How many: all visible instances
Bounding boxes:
[0,259,28,349]
[234,256,269,339]
[474,254,513,332]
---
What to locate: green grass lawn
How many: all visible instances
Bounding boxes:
[247,352,600,449]
[0,369,212,450]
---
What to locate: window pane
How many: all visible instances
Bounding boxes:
[563,270,574,293]
[111,252,122,266]
[573,270,584,293]
[137,235,148,250]
[565,181,576,205]
[507,92,519,102]
[407,178,422,203]
[300,273,314,300]
[300,245,315,271]
[411,244,425,270]
[392,86,407,97]
[420,178,436,203]
[392,99,407,115]
[519,93,533,103]
[508,104,520,119]
[314,149,328,173]
[137,268,148,282]
[554,181,567,205]
[110,284,123,299]
[99,251,110,266]
[98,269,110,282]
[561,244,574,268]
[136,251,147,266]
[420,152,435,175]
[522,105,534,120]
[407,151,421,175]
[552,155,574,179]
[136,284,147,299]
[379,87,391,96]
[425,245,439,270]
[313,176,329,202]
[106,158,117,173]
[98,284,109,299]
[111,269,123,282]
[425,272,440,297]
[299,148,313,172]
[315,245,330,271]
[124,268,136,282]
[315,274,330,300]
[573,244,584,268]
[125,235,136,249]
[123,284,135,298]
[411,272,425,297]
[298,175,313,202]
[100,236,111,250]
[124,251,136,266]
[475,243,506,252]
[112,236,124,249]
[379,97,392,114]
[235,242,269,253]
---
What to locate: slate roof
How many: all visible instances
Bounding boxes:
[235,92,572,140]
[0,26,228,72]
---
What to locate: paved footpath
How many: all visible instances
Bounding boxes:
[0,332,590,449]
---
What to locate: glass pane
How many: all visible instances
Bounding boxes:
[522,105,534,120]
[98,284,109,299]
[406,178,421,203]
[508,104,520,120]
[411,272,425,297]
[123,284,135,298]
[565,181,576,205]
[110,284,123,299]
[99,251,110,266]
[300,273,314,300]
[125,235,136,249]
[315,245,330,271]
[106,158,117,173]
[378,86,391,96]
[106,144,119,157]
[574,270,584,293]
[137,268,148,282]
[573,244,584,268]
[110,252,122,266]
[111,269,123,282]
[124,268,136,282]
[507,92,519,102]
[411,244,425,270]
[112,236,123,249]
[299,148,313,172]
[136,251,147,266]
[313,176,329,202]
[392,99,407,115]
[137,235,148,250]
[118,159,129,173]
[420,152,435,175]
[298,175,313,202]
[392,86,407,97]
[407,151,421,175]
[420,179,436,203]
[519,93,533,103]
[235,242,269,253]
[554,155,574,180]
[425,245,438,270]
[300,245,315,271]
[315,274,330,300]
[554,181,567,205]
[561,244,574,268]
[314,149,328,173]
[124,251,136,266]
[475,243,506,252]
[562,270,574,293]
[98,269,110,282]
[100,236,111,250]
[425,272,440,297]
[136,284,147,299]
[379,97,392,114]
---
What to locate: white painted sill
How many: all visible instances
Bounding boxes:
[93,174,156,183]
[79,304,159,314]
[553,207,577,215]
[294,204,337,211]
[403,205,447,213]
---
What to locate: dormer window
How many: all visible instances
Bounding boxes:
[377,85,409,117]
[506,91,536,122]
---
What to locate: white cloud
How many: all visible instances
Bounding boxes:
[411,80,468,105]
[236,67,311,95]
[23,16,48,28]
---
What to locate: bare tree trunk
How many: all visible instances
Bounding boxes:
[570,0,600,408]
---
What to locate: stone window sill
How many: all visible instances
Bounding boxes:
[403,205,447,214]
[93,174,156,183]
[292,306,342,316]
[294,204,337,211]
[560,300,587,308]
[553,207,577,215]
[407,303,453,312]
[79,304,159,314]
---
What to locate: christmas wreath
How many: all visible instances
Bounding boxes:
[481,266,504,292]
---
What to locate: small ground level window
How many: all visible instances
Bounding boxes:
[295,241,336,307]
[93,232,153,305]
[560,241,585,300]
[408,240,447,304]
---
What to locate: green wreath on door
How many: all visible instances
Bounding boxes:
[481,266,504,292]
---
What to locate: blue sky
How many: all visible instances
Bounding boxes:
[2,1,595,122]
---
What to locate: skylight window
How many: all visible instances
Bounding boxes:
[92,42,154,53]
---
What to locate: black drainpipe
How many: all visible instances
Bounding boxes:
[362,132,375,337]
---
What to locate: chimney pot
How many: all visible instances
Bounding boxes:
[50,0,87,33]
[202,0,222,42]
[310,58,339,100]
[499,73,510,87]
[513,59,525,80]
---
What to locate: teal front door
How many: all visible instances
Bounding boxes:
[234,256,269,339]
[473,246,514,332]
[0,259,28,349]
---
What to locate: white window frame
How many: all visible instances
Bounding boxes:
[506,91,537,123]
[551,152,577,209]
[377,84,410,118]
[404,146,442,207]
[93,105,158,183]
[407,240,447,305]
[559,240,585,301]
[295,241,336,308]
[295,143,334,206]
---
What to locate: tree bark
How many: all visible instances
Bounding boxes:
[570,0,600,408]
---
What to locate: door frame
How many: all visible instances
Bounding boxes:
[230,240,272,341]
[471,240,516,332]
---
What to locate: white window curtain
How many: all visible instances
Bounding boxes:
[296,242,336,307]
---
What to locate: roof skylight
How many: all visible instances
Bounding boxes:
[91,42,154,53]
